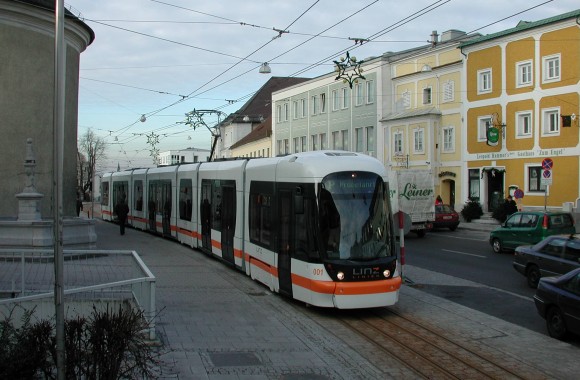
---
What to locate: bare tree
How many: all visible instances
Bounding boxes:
[78,128,106,199]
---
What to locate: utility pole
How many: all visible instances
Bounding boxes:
[53,1,66,378]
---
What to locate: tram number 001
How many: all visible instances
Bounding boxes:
[313,268,324,276]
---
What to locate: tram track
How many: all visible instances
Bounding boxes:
[334,308,549,379]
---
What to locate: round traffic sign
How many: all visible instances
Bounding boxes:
[543,169,552,178]
[514,189,524,199]
[542,158,553,170]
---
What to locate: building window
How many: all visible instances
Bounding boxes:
[516,111,532,138]
[301,99,306,118]
[311,134,318,151]
[332,131,340,149]
[478,116,492,142]
[341,87,349,109]
[320,133,327,150]
[402,90,411,108]
[341,130,349,150]
[366,126,374,155]
[516,60,533,87]
[332,90,339,111]
[528,166,547,193]
[393,131,403,155]
[442,126,454,152]
[355,127,363,152]
[293,137,300,153]
[355,82,363,106]
[422,87,432,105]
[477,69,492,94]
[443,80,454,103]
[366,80,374,104]
[312,95,318,115]
[283,103,289,121]
[292,101,298,119]
[276,105,282,122]
[320,93,326,113]
[413,129,424,153]
[469,169,480,200]
[542,108,560,135]
[543,54,560,82]
[301,136,306,152]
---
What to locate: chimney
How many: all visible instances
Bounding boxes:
[430,30,439,47]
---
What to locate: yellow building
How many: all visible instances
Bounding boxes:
[382,30,479,209]
[460,10,580,212]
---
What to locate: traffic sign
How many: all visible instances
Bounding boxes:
[514,189,524,199]
[541,169,553,185]
[542,158,554,170]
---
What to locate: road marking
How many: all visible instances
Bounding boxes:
[429,233,488,242]
[441,249,486,258]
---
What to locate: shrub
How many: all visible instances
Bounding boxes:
[460,198,483,222]
[492,205,508,223]
[0,305,163,379]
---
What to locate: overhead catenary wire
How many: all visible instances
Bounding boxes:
[80,0,563,164]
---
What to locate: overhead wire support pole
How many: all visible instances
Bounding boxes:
[53,0,66,378]
[184,109,227,162]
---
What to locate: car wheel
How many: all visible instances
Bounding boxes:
[526,265,541,288]
[449,224,458,231]
[546,306,568,340]
[491,238,503,253]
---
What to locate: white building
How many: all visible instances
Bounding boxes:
[158,147,211,166]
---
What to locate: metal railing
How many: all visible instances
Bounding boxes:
[0,249,156,340]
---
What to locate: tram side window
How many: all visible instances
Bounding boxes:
[179,179,192,221]
[101,182,109,205]
[134,180,143,211]
[148,182,158,216]
[212,183,223,231]
[249,193,272,247]
[295,197,318,261]
[113,181,128,212]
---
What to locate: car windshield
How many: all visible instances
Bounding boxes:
[436,205,453,213]
[318,171,393,261]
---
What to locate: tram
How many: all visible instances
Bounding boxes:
[101,151,402,309]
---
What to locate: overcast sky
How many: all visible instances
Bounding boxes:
[66,0,579,172]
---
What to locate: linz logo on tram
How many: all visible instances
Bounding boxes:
[353,266,382,279]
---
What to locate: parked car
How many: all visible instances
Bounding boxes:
[533,267,580,340]
[489,211,575,253]
[513,234,580,288]
[433,204,460,231]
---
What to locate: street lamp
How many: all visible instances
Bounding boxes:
[259,62,271,74]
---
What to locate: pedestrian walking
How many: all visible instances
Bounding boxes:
[115,196,130,235]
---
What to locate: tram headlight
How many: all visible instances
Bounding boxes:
[336,271,345,280]
[383,269,391,278]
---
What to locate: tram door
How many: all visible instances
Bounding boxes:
[161,181,172,236]
[200,181,212,252]
[221,185,235,264]
[278,190,293,297]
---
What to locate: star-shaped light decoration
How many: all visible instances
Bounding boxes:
[146,132,159,146]
[333,51,365,89]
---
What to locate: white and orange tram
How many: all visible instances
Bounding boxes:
[101,151,402,309]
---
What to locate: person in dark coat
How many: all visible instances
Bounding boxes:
[76,197,83,217]
[115,197,130,235]
[503,195,518,217]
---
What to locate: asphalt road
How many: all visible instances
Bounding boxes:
[404,228,550,336]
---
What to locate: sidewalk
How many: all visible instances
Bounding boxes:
[90,218,579,379]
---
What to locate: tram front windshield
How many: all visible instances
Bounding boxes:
[318,171,393,260]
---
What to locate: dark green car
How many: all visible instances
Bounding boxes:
[489,211,575,253]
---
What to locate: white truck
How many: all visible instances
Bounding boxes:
[388,169,435,237]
